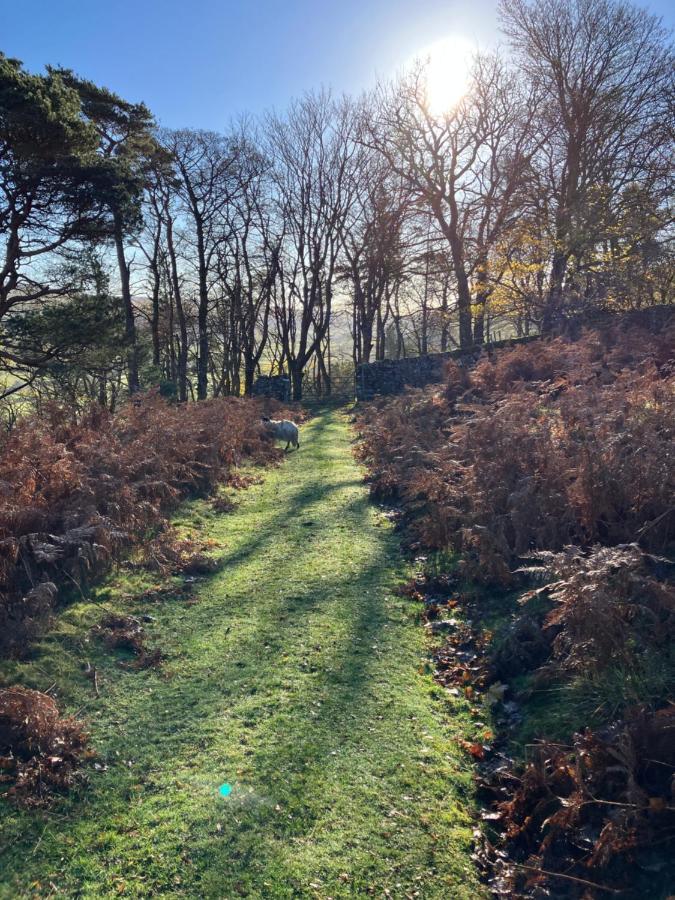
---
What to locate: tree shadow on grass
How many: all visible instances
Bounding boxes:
[206,476,365,576]
[0,410,414,896]
[176,567,402,896]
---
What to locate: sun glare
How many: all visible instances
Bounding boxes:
[419,35,475,116]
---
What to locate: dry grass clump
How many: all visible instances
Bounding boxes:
[139,527,221,577]
[0,686,91,806]
[93,613,164,670]
[0,393,286,656]
[210,495,237,514]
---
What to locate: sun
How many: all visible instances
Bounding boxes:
[419,35,475,115]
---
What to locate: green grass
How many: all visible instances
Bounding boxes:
[0,409,484,899]
[462,580,675,752]
[511,653,675,746]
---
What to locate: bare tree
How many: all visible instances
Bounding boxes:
[500,0,674,328]
[363,55,542,348]
[213,127,281,394]
[134,161,165,372]
[341,139,410,364]
[266,92,355,400]
[146,146,192,401]
[162,129,245,399]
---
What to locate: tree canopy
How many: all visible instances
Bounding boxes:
[1,0,673,406]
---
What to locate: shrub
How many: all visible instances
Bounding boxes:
[0,392,286,656]
[357,322,675,583]
[491,705,675,897]
[0,686,91,806]
[520,545,675,675]
[359,320,675,895]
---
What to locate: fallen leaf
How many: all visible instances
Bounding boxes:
[460,740,485,760]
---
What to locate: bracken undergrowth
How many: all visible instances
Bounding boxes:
[0,392,289,657]
[356,317,675,897]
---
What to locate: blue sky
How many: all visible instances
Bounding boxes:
[3,0,674,130]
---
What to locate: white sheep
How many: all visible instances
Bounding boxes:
[261,416,300,451]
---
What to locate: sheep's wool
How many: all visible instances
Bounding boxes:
[266,419,299,447]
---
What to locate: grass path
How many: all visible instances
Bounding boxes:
[0,410,482,899]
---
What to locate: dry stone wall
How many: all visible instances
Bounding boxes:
[355,337,537,400]
[354,305,674,401]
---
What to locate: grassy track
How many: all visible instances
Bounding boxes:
[0,410,482,899]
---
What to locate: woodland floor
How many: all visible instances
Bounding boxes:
[0,409,483,899]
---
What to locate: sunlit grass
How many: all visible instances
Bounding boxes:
[0,409,484,899]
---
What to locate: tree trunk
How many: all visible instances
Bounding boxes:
[431,201,473,349]
[165,217,189,402]
[472,298,486,345]
[114,218,139,394]
[317,346,331,396]
[361,316,373,364]
[456,273,473,349]
[543,249,568,333]
[376,305,386,360]
[440,281,449,352]
[196,222,209,400]
[290,363,303,401]
[150,262,161,368]
[243,359,256,396]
